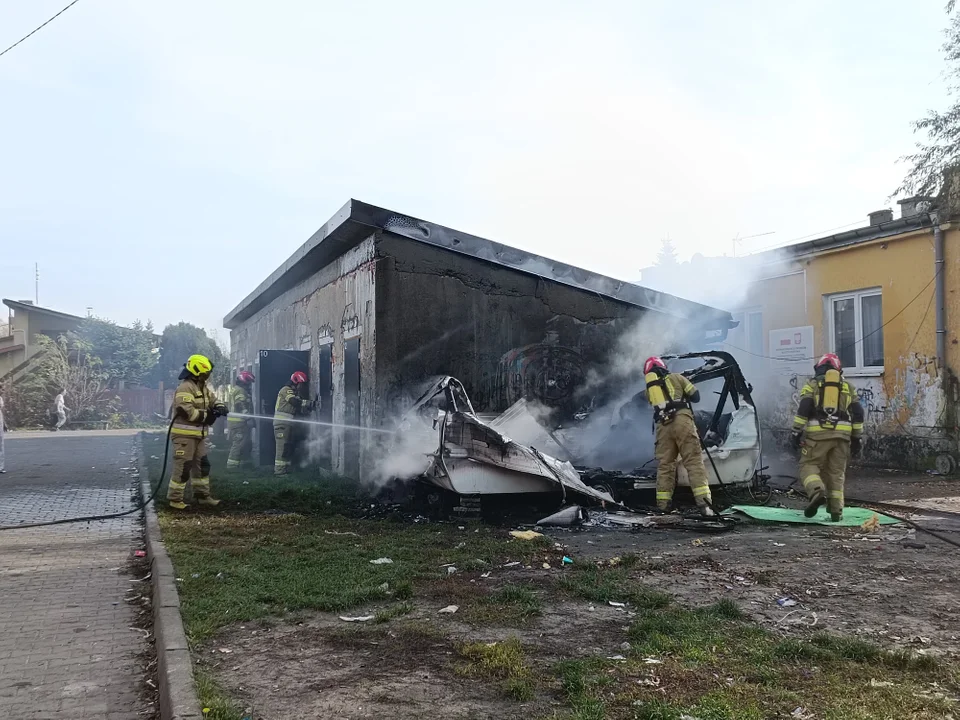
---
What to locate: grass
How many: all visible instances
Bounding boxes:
[147,447,552,643]
[558,562,672,610]
[544,595,957,720]
[456,637,535,701]
[194,666,243,720]
[147,440,960,720]
[461,583,544,626]
[374,601,414,624]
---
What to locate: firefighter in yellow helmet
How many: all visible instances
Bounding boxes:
[166,354,227,509]
[274,371,310,475]
[790,353,865,522]
[226,371,256,468]
[644,357,715,517]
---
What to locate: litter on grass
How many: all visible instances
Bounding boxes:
[510,530,543,541]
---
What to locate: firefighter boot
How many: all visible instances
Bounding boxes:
[192,477,221,507]
[830,511,842,522]
[804,489,825,518]
[167,480,189,511]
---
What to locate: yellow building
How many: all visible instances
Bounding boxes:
[724,199,957,469]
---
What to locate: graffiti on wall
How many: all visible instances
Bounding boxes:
[494,332,585,412]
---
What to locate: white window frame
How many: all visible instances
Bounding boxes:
[825,288,883,376]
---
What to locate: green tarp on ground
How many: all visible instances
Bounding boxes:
[723,505,900,527]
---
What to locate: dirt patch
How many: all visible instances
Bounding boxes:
[201,596,632,719]
[561,517,960,656]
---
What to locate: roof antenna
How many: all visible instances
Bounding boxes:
[35,263,39,305]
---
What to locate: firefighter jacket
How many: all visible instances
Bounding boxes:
[791,374,864,442]
[274,384,303,422]
[226,385,252,425]
[649,372,698,422]
[171,378,218,438]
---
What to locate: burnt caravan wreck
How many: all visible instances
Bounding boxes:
[391,352,769,513]
[224,200,739,491]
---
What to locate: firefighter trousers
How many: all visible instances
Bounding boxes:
[655,413,712,509]
[799,436,849,514]
[167,435,214,503]
[226,423,252,468]
[274,421,292,475]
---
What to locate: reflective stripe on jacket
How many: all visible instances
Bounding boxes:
[274,385,301,424]
[171,378,217,437]
[226,385,252,424]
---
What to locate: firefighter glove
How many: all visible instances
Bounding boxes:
[790,431,803,450]
[213,402,228,417]
[851,436,862,457]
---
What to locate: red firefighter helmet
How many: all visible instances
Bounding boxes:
[236,371,255,384]
[814,353,842,372]
[643,356,667,375]
[291,371,308,385]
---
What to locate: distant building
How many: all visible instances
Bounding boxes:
[224,199,736,479]
[0,299,84,382]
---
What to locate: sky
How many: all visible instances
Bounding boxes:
[0,0,952,335]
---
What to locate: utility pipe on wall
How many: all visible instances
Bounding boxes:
[932,211,946,372]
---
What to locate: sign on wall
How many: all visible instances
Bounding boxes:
[769,326,814,380]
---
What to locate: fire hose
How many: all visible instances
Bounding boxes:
[0,417,175,531]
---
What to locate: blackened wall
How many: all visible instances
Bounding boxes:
[373,233,648,418]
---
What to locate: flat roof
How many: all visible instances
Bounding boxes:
[223,200,736,331]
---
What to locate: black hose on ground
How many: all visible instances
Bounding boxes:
[0,419,174,531]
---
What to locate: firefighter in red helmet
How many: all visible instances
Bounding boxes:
[644,356,715,516]
[274,371,311,475]
[790,353,865,522]
[226,371,256,469]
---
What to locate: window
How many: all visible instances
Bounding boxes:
[827,290,883,372]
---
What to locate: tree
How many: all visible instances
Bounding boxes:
[2,333,119,427]
[77,317,158,388]
[152,322,229,388]
[898,6,960,197]
[655,238,679,266]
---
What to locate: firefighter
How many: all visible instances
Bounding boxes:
[274,371,310,475]
[790,353,864,522]
[644,356,715,517]
[166,354,228,509]
[226,370,256,469]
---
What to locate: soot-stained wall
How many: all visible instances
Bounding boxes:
[373,233,648,418]
[229,236,377,477]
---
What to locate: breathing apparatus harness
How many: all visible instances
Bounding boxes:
[645,369,690,426]
[815,367,847,430]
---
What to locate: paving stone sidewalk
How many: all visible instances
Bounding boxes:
[0,431,151,719]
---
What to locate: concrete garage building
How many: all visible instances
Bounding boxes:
[224,200,736,479]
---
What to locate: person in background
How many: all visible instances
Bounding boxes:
[54,391,70,430]
[790,353,865,522]
[273,371,312,475]
[643,356,715,517]
[226,371,256,468]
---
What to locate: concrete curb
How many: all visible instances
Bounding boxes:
[138,434,205,720]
